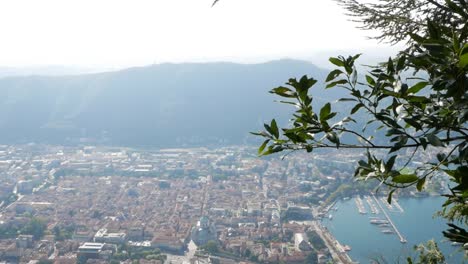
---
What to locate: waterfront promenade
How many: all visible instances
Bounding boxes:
[312,221,356,264]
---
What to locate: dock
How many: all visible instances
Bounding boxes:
[379,196,395,211]
[372,194,407,243]
[392,198,404,213]
[355,196,367,214]
[365,195,379,214]
[323,200,337,213]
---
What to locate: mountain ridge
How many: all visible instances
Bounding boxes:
[0,59,342,147]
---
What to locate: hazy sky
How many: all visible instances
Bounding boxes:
[0,0,398,68]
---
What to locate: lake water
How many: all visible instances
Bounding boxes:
[321,196,465,263]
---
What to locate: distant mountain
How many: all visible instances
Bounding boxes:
[0,66,109,78]
[0,60,346,147]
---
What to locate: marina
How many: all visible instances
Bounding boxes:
[321,196,463,263]
[372,194,407,243]
[341,194,407,243]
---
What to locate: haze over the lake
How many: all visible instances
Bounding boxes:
[0,0,400,69]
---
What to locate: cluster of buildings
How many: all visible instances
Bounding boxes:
[0,144,441,263]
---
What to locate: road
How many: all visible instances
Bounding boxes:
[311,221,355,264]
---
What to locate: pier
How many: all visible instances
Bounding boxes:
[365,195,379,214]
[324,201,337,213]
[392,198,404,213]
[372,194,407,243]
[379,196,395,211]
[355,196,367,214]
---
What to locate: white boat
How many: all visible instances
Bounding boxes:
[370,219,389,224]
[378,223,390,227]
[382,229,394,234]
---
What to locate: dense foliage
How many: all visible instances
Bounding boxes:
[411,240,446,264]
[337,0,468,44]
[252,0,468,246]
[21,217,47,240]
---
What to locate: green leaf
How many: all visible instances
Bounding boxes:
[341,116,356,123]
[261,146,283,156]
[420,137,428,150]
[325,112,337,121]
[427,134,444,147]
[385,155,397,171]
[270,119,279,139]
[409,33,425,43]
[389,145,402,153]
[416,177,426,192]
[320,103,331,122]
[351,68,357,86]
[399,167,414,175]
[352,53,362,61]
[461,43,468,55]
[407,81,428,94]
[326,69,343,82]
[460,53,468,68]
[437,153,446,162]
[365,75,375,86]
[271,86,291,94]
[387,189,395,204]
[284,130,305,143]
[270,86,295,98]
[443,169,457,177]
[326,132,340,147]
[258,140,269,155]
[250,131,268,137]
[298,89,308,102]
[338,98,357,102]
[453,33,461,53]
[396,55,406,71]
[351,103,364,114]
[427,20,439,39]
[387,57,394,73]
[403,118,422,130]
[329,57,344,67]
[277,100,298,106]
[298,75,317,91]
[326,79,348,89]
[264,124,273,137]
[392,173,418,184]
